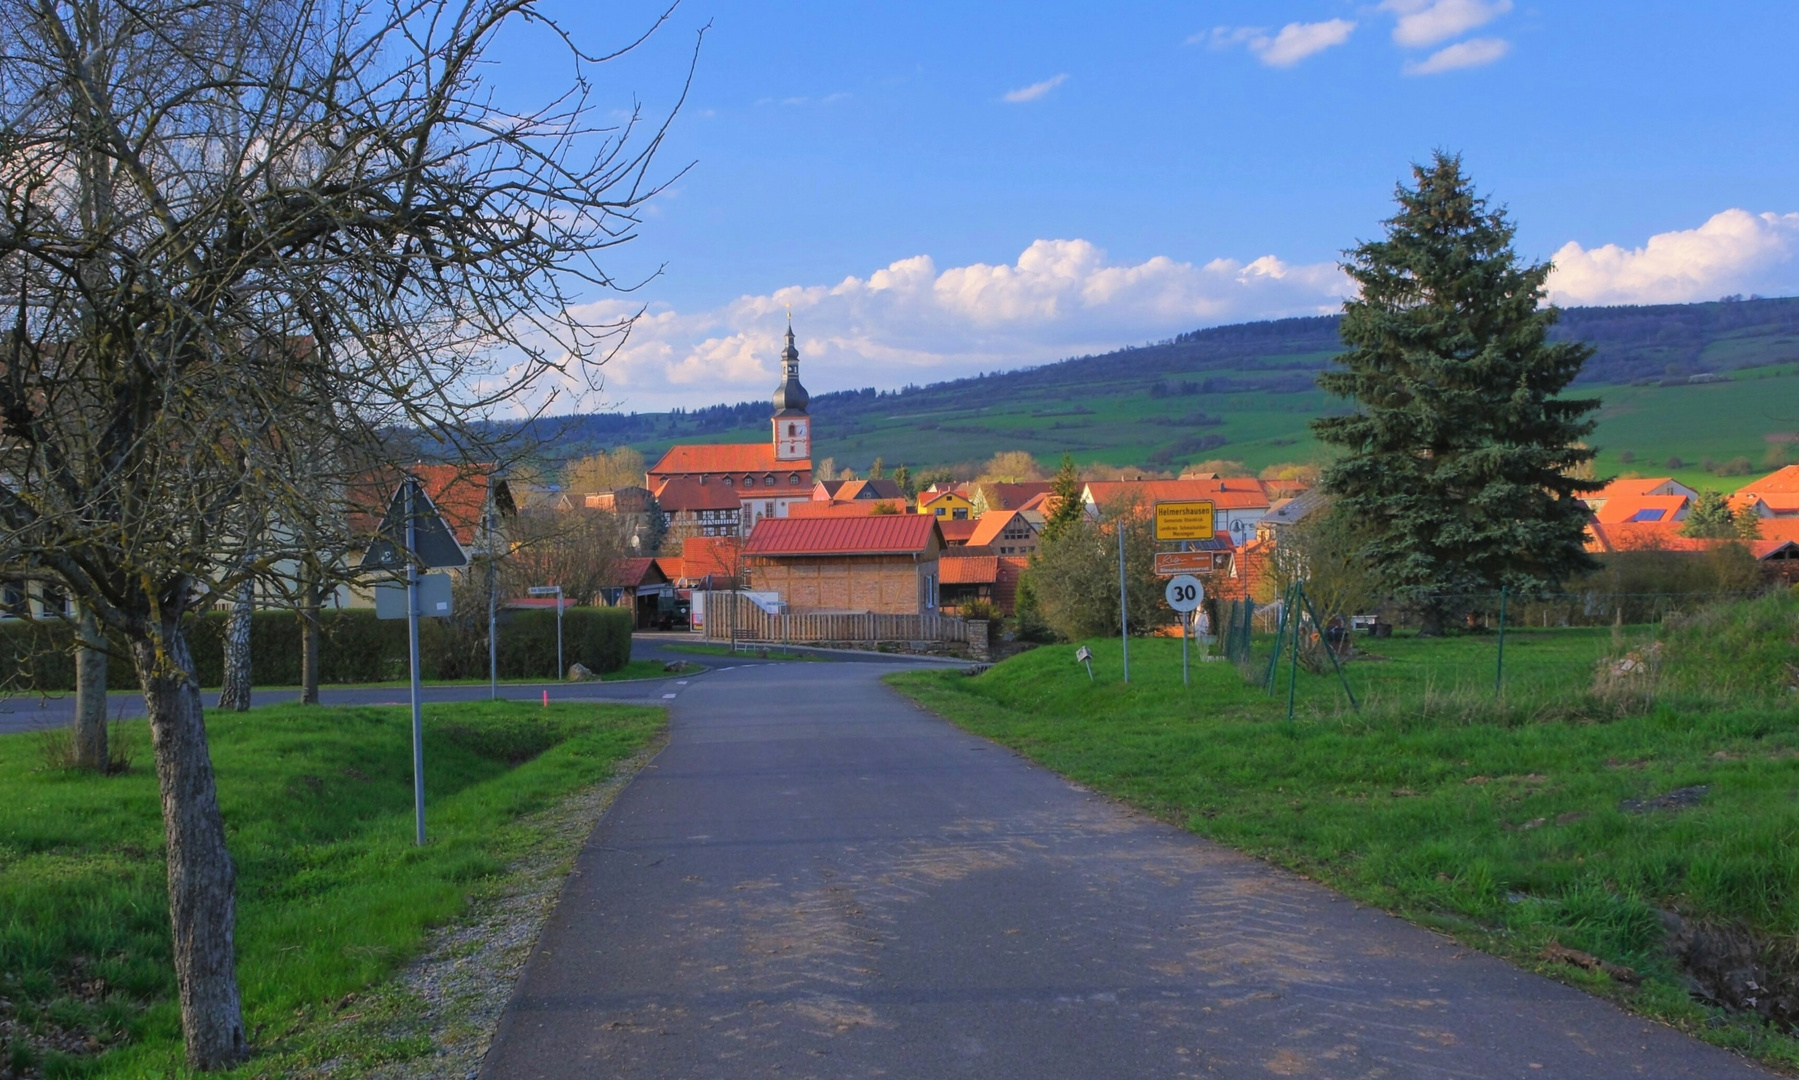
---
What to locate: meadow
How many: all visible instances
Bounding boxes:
[0,700,663,1078]
[890,593,1799,1070]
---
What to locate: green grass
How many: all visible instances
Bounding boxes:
[0,699,663,1077]
[889,609,1799,1069]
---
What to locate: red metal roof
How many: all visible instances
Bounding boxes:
[939,554,999,584]
[744,515,939,557]
[787,499,912,517]
[603,558,666,589]
[1083,479,1271,511]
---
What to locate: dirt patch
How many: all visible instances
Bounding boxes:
[1662,911,1799,1032]
[1619,785,1708,813]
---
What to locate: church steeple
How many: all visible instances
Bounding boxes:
[772,318,811,461]
[772,318,809,416]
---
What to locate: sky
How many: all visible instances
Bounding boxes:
[482,1,1799,415]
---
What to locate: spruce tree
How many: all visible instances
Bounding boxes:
[1681,491,1737,539]
[1312,153,1601,633]
[1042,454,1087,542]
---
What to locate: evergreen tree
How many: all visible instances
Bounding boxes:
[892,464,915,498]
[1312,153,1601,634]
[869,456,885,480]
[1042,454,1087,542]
[1681,490,1738,539]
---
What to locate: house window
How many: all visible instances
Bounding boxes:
[788,473,799,484]
[934,507,945,516]
[744,474,755,486]
[952,508,968,520]
[722,476,733,486]
[0,580,24,618]
[764,502,774,516]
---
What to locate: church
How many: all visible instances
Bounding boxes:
[645,321,816,536]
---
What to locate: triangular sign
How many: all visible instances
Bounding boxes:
[358,479,470,572]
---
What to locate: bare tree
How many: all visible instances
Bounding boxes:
[502,506,631,606]
[0,0,689,1067]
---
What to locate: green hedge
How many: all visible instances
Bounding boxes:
[0,606,631,691]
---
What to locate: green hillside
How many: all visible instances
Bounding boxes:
[530,296,1799,487]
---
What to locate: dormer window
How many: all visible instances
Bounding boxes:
[722,476,732,486]
[788,473,799,485]
[744,474,755,486]
[763,474,774,485]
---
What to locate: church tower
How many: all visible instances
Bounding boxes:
[771,320,811,462]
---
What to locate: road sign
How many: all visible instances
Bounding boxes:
[1154,550,1216,576]
[375,574,452,619]
[359,480,469,572]
[527,586,561,596]
[1154,500,1215,542]
[1164,575,1204,613]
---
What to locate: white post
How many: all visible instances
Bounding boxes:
[556,586,564,679]
[406,477,426,846]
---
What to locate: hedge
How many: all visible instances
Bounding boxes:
[0,606,632,692]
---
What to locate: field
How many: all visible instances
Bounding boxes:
[0,700,663,1078]
[889,597,1799,1070]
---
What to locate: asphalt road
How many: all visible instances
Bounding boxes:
[479,660,1773,1080]
[0,632,944,735]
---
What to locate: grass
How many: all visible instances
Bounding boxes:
[888,603,1799,1070]
[0,698,663,1078]
[15,659,681,698]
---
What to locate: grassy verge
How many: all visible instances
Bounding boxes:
[888,618,1799,1070]
[11,660,681,698]
[0,699,663,1078]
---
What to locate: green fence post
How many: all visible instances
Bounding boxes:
[1264,584,1292,694]
[1296,583,1357,711]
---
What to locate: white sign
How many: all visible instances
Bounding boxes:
[1164,575,1204,613]
[1075,646,1093,663]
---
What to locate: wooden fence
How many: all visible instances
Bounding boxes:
[700,591,967,645]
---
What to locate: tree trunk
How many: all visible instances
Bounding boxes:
[73,605,109,771]
[133,623,247,1071]
[216,581,253,712]
[299,561,321,705]
[1418,606,1445,638]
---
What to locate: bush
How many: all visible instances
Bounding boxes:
[1660,590,1799,697]
[0,605,633,690]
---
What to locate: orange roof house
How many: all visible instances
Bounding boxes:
[967,509,1040,557]
[1736,465,1799,517]
[680,535,744,587]
[787,497,913,517]
[937,518,980,547]
[744,515,941,557]
[969,481,1054,517]
[348,462,513,550]
[919,487,975,520]
[1082,478,1273,546]
[1584,476,1699,513]
[1591,494,1690,524]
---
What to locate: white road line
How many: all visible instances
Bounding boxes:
[662,693,677,699]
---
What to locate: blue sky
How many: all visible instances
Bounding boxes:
[489,2,1799,413]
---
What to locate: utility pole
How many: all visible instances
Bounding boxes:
[487,472,498,701]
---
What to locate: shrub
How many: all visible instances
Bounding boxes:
[1660,590,1799,698]
[0,605,632,690]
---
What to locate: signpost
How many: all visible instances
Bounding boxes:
[359,476,467,846]
[1153,500,1216,542]
[1154,550,1216,576]
[1164,574,1204,687]
[528,585,565,678]
[1075,644,1094,682]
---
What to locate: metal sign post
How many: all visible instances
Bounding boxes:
[1165,574,1203,687]
[405,479,426,847]
[358,475,469,847]
[488,474,498,702]
[528,585,564,678]
[1075,644,1094,682]
[1153,500,1216,543]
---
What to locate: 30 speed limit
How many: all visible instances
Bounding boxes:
[1164,574,1204,613]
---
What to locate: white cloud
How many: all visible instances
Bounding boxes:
[1380,0,1512,48]
[1002,73,1068,104]
[1404,36,1510,74]
[1547,209,1799,307]
[1202,20,1356,67]
[535,240,1350,413]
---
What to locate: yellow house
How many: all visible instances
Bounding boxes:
[918,487,975,521]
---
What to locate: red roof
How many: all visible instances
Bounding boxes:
[744,515,940,557]
[995,557,1027,613]
[1592,494,1689,524]
[348,462,504,546]
[939,554,999,584]
[604,558,667,589]
[787,498,913,517]
[937,518,980,545]
[681,536,742,581]
[968,509,1035,548]
[1083,479,1270,511]
[652,476,744,512]
[648,442,783,477]
[653,556,685,582]
[1738,465,1799,495]
[1585,521,1716,553]
[973,482,1054,511]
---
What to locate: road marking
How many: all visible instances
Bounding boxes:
[662,693,677,699]
[677,680,688,685]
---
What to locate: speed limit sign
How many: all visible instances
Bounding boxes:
[1164,574,1203,612]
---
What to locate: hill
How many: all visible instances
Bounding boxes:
[524,295,1799,488]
